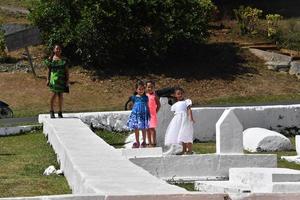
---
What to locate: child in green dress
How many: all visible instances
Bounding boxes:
[45,44,69,118]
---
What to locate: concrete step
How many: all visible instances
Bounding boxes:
[117,147,163,158]
[229,168,300,185]
[296,135,300,155]
[130,154,276,181]
[195,181,251,193]
[273,182,300,193]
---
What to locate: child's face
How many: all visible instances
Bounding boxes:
[54,45,62,56]
[136,85,145,95]
[175,90,184,101]
[146,83,155,94]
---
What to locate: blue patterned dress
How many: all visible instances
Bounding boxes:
[127,95,150,130]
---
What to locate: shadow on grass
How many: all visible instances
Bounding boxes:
[93,42,258,81]
[0,153,16,156]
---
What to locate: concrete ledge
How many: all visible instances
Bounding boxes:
[196,168,300,194]
[242,193,300,200]
[229,168,300,184]
[296,135,300,155]
[105,193,228,200]
[0,194,105,200]
[129,154,277,180]
[42,118,186,195]
[0,193,229,200]
[273,182,300,193]
[195,181,251,193]
[118,147,163,158]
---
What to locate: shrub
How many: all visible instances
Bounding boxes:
[280,31,300,51]
[29,0,216,68]
[274,19,300,51]
[266,14,283,39]
[233,6,263,35]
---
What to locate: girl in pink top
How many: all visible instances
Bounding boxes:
[146,81,161,147]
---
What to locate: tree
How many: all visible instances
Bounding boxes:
[30,0,216,68]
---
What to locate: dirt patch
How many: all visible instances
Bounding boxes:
[1,20,300,117]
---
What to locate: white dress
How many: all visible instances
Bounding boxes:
[164,99,194,145]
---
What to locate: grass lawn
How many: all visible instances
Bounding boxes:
[95,129,130,148]
[0,130,71,198]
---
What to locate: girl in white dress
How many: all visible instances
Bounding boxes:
[164,87,195,154]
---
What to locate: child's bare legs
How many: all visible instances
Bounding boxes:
[182,142,187,154]
[141,129,147,147]
[187,143,193,154]
[50,93,57,111]
[133,129,140,148]
[152,128,157,146]
[58,93,63,112]
[147,128,157,147]
[146,129,152,146]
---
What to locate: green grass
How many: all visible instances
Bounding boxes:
[193,141,216,154]
[0,131,71,198]
[95,129,130,148]
[172,183,194,191]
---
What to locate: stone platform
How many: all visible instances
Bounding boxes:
[195,167,300,193]
[42,118,186,195]
[117,147,163,158]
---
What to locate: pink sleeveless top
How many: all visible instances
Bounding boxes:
[147,92,158,128]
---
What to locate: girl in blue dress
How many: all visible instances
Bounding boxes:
[127,80,150,148]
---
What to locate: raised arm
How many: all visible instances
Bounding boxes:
[187,106,195,123]
[155,95,161,112]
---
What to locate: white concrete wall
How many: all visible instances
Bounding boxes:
[39,100,300,144]
[296,136,300,155]
[0,125,39,136]
[216,110,243,154]
[129,154,277,180]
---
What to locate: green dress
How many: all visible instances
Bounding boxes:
[45,59,69,93]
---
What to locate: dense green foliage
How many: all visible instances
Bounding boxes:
[29,0,216,68]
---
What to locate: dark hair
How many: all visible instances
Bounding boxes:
[48,44,63,60]
[146,80,155,86]
[135,80,145,89]
[174,86,184,93]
